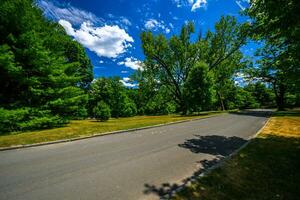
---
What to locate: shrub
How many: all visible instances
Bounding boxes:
[93,101,111,121]
[120,97,137,117]
[0,108,68,134]
[0,108,29,133]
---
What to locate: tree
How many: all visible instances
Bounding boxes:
[140,16,247,113]
[204,16,247,110]
[235,87,260,109]
[132,70,177,115]
[141,22,197,114]
[244,82,275,108]
[246,0,300,110]
[253,43,292,110]
[0,0,92,132]
[247,0,300,70]
[93,101,111,121]
[89,77,137,118]
[184,62,214,112]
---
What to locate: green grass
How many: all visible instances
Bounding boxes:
[172,111,300,200]
[0,112,223,148]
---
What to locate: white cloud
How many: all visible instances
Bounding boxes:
[59,20,134,58]
[172,0,183,7]
[37,0,103,26]
[117,57,143,70]
[144,19,171,34]
[120,17,132,26]
[120,77,137,87]
[235,0,246,10]
[123,77,131,82]
[99,60,104,64]
[172,0,207,11]
[58,19,75,35]
[145,19,159,29]
[191,0,207,11]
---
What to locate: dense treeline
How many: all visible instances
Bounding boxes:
[0,0,299,134]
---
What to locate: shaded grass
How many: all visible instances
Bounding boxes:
[0,112,222,148]
[172,111,300,200]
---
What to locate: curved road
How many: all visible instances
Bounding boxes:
[0,111,270,200]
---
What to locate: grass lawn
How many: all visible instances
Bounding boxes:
[0,112,223,148]
[172,111,300,200]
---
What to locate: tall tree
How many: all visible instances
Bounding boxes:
[204,16,247,110]
[89,77,137,118]
[141,22,198,114]
[246,0,300,110]
[254,43,293,110]
[184,62,214,112]
[0,0,93,132]
[140,16,246,113]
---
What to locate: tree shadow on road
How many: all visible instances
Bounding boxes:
[229,110,272,118]
[179,135,247,156]
[143,135,247,199]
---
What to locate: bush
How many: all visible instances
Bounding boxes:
[120,97,137,117]
[0,108,68,134]
[18,115,67,130]
[93,101,111,121]
[0,108,29,133]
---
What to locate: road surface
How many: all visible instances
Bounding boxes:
[0,111,270,200]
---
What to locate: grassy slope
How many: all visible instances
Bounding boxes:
[173,111,300,200]
[0,112,222,148]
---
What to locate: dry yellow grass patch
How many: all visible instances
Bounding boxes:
[260,116,300,138]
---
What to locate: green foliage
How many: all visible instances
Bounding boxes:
[132,71,177,115]
[0,0,92,133]
[184,62,214,112]
[244,82,275,108]
[89,77,138,118]
[0,108,67,133]
[119,95,137,117]
[246,0,300,110]
[140,16,246,114]
[0,108,29,133]
[235,88,260,109]
[93,101,111,121]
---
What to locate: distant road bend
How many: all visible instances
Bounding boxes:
[0,110,271,200]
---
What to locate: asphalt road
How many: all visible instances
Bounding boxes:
[0,111,270,200]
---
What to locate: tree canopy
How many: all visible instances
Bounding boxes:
[0,0,93,132]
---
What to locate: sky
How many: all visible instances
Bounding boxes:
[37,0,252,86]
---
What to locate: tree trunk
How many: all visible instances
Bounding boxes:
[180,102,188,115]
[217,91,225,111]
[273,82,286,111]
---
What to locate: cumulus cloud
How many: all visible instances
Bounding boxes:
[38,0,135,59]
[144,19,171,34]
[59,20,134,58]
[120,77,137,88]
[117,57,143,70]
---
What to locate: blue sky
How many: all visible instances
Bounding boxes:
[37,0,252,86]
